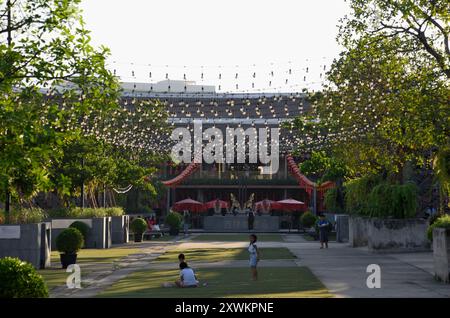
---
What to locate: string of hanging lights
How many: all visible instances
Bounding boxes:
[34,52,405,159]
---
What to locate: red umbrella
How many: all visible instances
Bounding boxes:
[276,198,305,211]
[255,199,282,212]
[172,198,206,212]
[204,199,230,210]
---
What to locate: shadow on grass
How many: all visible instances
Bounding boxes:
[39,247,146,290]
[97,267,331,298]
[190,234,284,242]
[155,248,296,263]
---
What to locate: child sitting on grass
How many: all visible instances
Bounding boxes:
[175,262,199,288]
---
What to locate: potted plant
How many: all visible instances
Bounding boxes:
[300,211,317,229]
[300,211,318,239]
[69,221,91,244]
[56,228,84,269]
[130,218,148,242]
[165,212,182,236]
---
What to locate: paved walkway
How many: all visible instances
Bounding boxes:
[169,234,450,298]
[49,233,450,298]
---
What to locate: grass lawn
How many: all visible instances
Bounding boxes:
[190,234,284,242]
[37,246,145,289]
[155,247,295,263]
[97,267,331,298]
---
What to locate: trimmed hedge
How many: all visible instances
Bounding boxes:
[130,218,148,234]
[300,211,317,228]
[427,214,450,241]
[56,228,84,254]
[0,208,46,224]
[47,207,124,218]
[0,257,49,298]
[165,212,182,230]
[69,221,91,242]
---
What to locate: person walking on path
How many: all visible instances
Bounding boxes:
[317,214,330,249]
[248,234,260,281]
[247,209,255,230]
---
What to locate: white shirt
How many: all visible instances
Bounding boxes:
[248,243,257,255]
[180,268,197,286]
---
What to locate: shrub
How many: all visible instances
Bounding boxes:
[56,228,84,254]
[165,212,182,230]
[300,211,317,228]
[427,214,450,241]
[367,182,417,218]
[130,218,148,234]
[0,208,46,224]
[104,207,125,217]
[0,257,49,298]
[47,207,124,218]
[345,174,383,215]
[324,188,345,214]
[345,174,418,218]
[69,221,91,242]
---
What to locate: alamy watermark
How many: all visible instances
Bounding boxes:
[66,264,82,289]
[366,264,381,289]
[170,120,280,175]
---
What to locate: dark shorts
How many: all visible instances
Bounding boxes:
[319,230,329,242]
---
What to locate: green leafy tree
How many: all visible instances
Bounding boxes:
[0,1,170,220]
[340,0,449,78]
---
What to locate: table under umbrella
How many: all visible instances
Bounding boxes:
[172,198,206,212]
[276,198,306,211]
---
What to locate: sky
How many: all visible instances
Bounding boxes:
[80,0,351,92]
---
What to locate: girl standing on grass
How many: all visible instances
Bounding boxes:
[248,234,260,281]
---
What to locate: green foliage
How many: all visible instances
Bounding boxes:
[340,0,450,78]
[433,146,450,211]
[165,212,182,230]
[69,221,90,242]
[56,228,84,254]
[0,1,169,211]
[0,207,46,224]
[289,1,449,181]
[345,175,418,218]
[427,214,450,241]
[130,218,148,234]
[47,207,124,218]
[345,174,383,215]
[300,151,348,183]
[0,257,48,298]
[367,182,417,218]
[300,211,317,228]
[324,188,345,214]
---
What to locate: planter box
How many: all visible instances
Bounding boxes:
[336,214,349,243]
[0,222,51,269]
[111,215,129,244]
[367,218,429,252]
[49,217,112,249]
[349,216,369,247]
[433,228,450,283]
